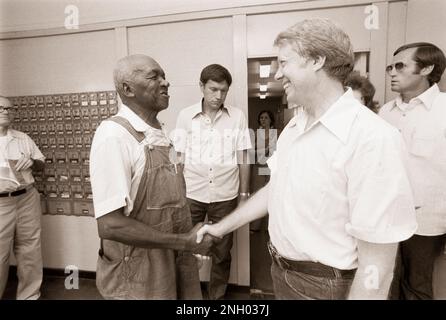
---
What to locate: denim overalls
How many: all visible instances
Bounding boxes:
[96,116,202,300]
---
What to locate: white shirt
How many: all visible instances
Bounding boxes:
[380,84,446,236]
[267,89,417,270]
[90,104,171,219]
[0,129,44,192]
[173,101,252,203]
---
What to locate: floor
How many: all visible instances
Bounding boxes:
[2,225,276,300]
[3,242,444,300]
[2,270,264,300]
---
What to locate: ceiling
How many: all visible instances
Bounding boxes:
[247,57,284,98]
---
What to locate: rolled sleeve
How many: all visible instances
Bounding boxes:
[90,135,132,219]
[27,136,45,161]
[345,130,417,243]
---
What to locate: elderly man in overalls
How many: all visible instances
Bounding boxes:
[90,55,213,299]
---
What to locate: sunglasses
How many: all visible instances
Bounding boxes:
[0,106,17,113]
[385,62,407,74]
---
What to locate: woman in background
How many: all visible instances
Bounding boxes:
[250,110,277,232]
[345,71,379,113]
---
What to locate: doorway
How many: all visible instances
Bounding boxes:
[247,57,284,296]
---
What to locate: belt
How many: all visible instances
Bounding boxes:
[267,241,356,279]
[0,187,28,198]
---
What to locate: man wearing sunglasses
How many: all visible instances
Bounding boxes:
[380,43,446,300]
[0,96,45,299]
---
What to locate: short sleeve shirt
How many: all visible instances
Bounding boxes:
[0,129,44,192]
[267,89,417,270]
[379,84,446,235]
[90,104,171,219]
[173,101,252,203]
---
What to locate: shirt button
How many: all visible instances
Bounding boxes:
[124,256,129,262]
[402,114,406,117]
[209,181,213,183]
[209,168,213,171]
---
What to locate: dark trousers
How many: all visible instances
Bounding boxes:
[187,197,238,300]
[390,234,446,300]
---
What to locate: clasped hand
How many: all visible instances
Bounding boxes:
[184,222,219,256]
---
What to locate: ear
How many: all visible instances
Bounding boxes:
[121,82,135,98]
[199,81,205,93]
[420,64,434,77]
[312,56,326,72]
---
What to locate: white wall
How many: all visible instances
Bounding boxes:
[247,5,372,57]
[406,0,446,91]
[384,0,408,103]
[0,30,115,95]
[0,0,304,32]
[127,17,234,133]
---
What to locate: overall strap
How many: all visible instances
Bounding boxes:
[107,116,145,143]
[99,116,145,256]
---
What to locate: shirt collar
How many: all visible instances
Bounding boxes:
[289,88,361,144]
[392,83,440,111]
[6,128,20,141]
[116,104,152,133]
[190,100,231,119]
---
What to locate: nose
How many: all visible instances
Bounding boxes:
[161,78,170,87]
[215,91,222,99]
[274,68,283,81]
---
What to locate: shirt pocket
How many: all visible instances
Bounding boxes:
[409,136,435,158]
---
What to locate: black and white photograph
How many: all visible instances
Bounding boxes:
[0,0,445,305]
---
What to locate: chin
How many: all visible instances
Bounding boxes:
[286,95,300,107]
[390,85,400,92]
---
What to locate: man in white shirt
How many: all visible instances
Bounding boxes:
[174,64,251,299]
[90,55,213,299]
[380,42,446,300]
[0,96,45,300]
[197,19,417,300]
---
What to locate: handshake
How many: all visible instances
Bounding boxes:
[183,222,221,256]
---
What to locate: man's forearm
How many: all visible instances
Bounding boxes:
[347,265,394,299]
[32,159,45,171]
[347,240,398,299]
[98,209,189,251]
[214,183,269,237]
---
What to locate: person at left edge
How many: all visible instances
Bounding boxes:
[0,95,45,300]
[89,54,214,300]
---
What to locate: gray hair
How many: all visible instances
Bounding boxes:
[274,19,354,83]
[113,54,150,98]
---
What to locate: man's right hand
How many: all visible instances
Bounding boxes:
[184,223,217,256]
[196,223,223,244]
